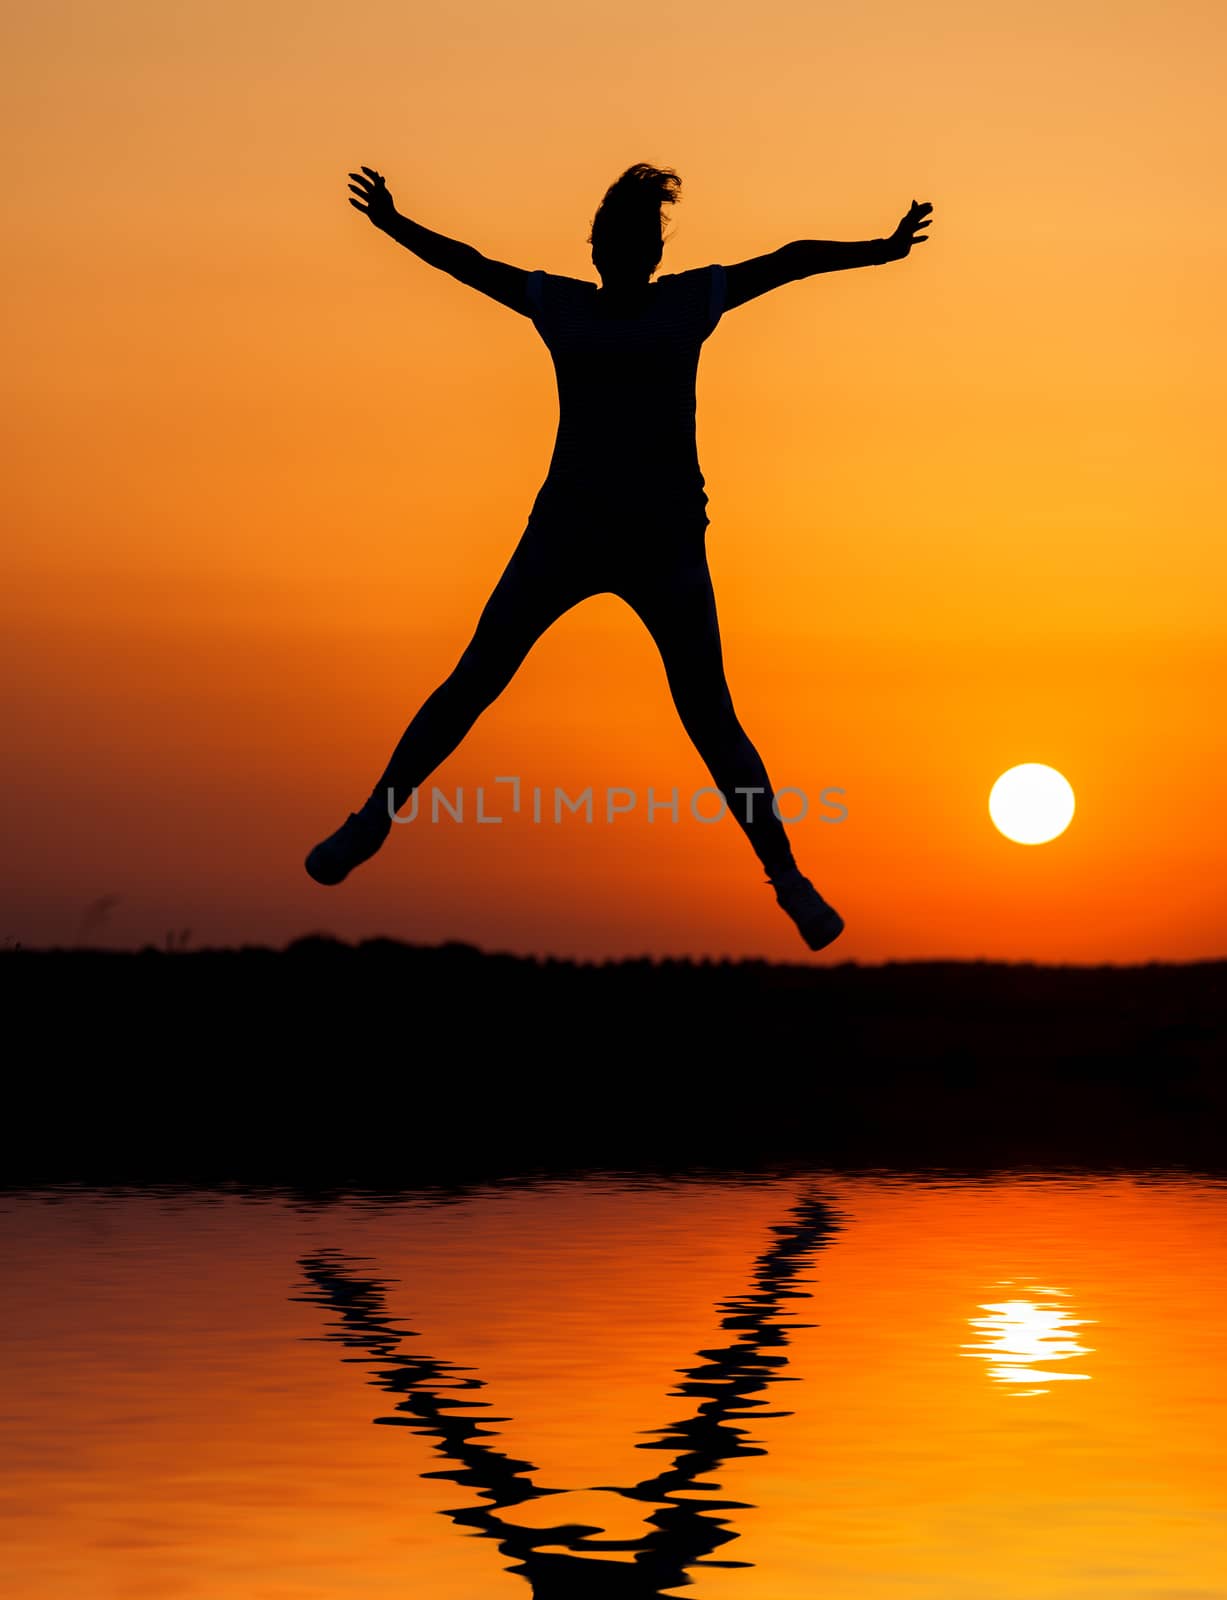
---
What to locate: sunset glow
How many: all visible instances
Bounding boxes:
[3,0,1224,961]
[989,764,1077,845]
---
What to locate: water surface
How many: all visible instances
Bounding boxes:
[2,1173,1225,1597]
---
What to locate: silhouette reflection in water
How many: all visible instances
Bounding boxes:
[296,1193,839,1596]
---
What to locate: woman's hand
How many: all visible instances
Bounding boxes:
[886,199,933,259]
[347,166,397,230]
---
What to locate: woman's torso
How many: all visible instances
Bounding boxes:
[525,264,727,532]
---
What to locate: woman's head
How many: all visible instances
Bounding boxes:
[589,163,681,285]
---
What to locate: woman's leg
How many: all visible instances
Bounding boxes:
[617,550,797,879]
[371,530,595,815]
[306,527,594,885]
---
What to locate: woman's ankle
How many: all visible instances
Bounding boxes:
[359,789,395,832]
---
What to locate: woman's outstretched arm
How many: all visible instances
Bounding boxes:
[723,199,933,311]
[347,166,531,316]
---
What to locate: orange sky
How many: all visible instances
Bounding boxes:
[2,0,1224,960]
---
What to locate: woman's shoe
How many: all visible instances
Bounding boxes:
[305,806,391,886]
[770,866,845,952]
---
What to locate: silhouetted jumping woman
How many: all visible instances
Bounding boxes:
[306,163,934,950]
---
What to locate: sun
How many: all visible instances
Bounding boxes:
[989,764,1075,845]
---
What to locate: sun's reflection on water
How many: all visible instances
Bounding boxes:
[963,1281,1095,1397]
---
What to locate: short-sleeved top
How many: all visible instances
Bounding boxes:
[524,263,727,532]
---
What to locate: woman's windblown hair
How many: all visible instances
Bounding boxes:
[589,163,682,273]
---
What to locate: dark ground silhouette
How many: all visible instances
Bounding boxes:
[3,941,1223,1184]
